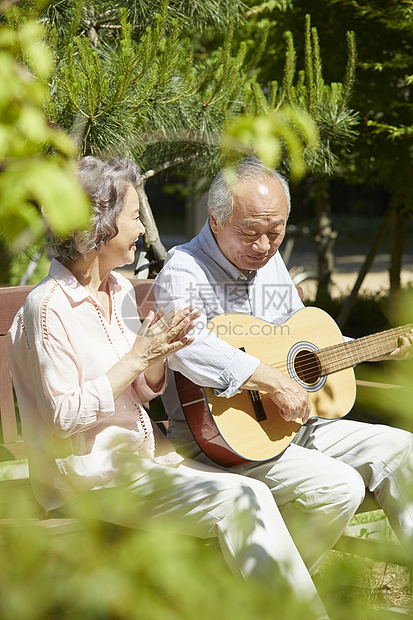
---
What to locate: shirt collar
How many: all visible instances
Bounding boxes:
[198,221,254,282]
[49,258,123,302]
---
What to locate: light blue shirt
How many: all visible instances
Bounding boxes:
[153,221,304,422]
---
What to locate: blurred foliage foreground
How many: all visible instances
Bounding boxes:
[1,296,413,620]
[1,477,412,620]
[0,482,313,620]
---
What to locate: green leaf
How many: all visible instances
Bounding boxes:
[40,164,92,236]
[18,22,53,79]
[222,105,319,180]
[0,159,91,244]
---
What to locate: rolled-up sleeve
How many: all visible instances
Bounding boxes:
[133,366,167,402]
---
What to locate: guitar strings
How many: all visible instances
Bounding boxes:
[266,323,413,377]
[268,340,387,374]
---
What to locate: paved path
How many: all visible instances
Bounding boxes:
[118,236,413,302]
[285,240,413,300]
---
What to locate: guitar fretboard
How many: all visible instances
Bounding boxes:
[318,323,413,376]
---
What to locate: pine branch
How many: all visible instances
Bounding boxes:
[311,26,324,110]
[59,1,82,57]
[336,30,357,118]
[249,80,268,116]
[128,5,169,88]
[283,31,296,104]
[304,14,314,115]
[74,38,95,117]
[202,20,234,106]
[132,64,160,109]
[140,153,200,182]
[268,81,280,110]
[61,44,89,119]
[243,21,270,74]
[101,10,135,113]
[158,18,180,79]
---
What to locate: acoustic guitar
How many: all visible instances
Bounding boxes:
[175,307,412,467]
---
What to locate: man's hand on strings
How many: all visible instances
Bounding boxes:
[387,328,413,361]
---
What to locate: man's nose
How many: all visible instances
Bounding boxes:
[252,234,271,252]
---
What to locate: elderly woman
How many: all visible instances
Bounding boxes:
[8,156,329,619]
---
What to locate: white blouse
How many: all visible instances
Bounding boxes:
[8,258,181,512]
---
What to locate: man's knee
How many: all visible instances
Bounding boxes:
[384,426,413,462]
[296,461,366,517]
[331,464,366,514]
[364,425,413,476]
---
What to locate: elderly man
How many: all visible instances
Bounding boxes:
[154,157,413,576]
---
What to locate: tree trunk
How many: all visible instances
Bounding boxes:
[336,213,391,330]
[389,207,404,295]
[314,176,337,304]
[136,184,167,278]
[388,207,405,322]
[136,154,198,277]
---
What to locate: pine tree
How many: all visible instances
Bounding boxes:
[243,0,413,308]
[0,4,90,285]
[29,0,281,271]
[3,0,321,277]
[282,15,358,301]
[232,9,359,300]
[2,0,355,285]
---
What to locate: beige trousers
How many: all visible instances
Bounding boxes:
[169,417,413,572]
[85,458,329,619]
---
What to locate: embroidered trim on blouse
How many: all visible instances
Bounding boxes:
[90,294,155,459]
[18,311,31,350]
[111,290,125,335]
[41,282,59,341]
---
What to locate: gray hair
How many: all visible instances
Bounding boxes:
[208,157,291,227]
[51,156,140,261]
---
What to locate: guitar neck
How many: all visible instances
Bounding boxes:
[318,323,413,376]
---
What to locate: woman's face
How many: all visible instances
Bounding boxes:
[104,183,145,268]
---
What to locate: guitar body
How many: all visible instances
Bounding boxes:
[176,307,356,466]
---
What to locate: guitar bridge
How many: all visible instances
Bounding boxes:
[239,347,267,422]
[249,389,267,422]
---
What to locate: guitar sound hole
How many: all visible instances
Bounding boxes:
[294,350,321,385]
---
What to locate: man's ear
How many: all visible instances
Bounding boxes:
[209,213,218,234]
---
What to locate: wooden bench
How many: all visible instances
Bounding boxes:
[0,281,409,572]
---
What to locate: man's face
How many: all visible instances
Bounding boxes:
[209,176,288,274]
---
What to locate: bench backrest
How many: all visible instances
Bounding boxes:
[0,279,155,462]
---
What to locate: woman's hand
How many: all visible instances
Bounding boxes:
[107,306,199,401]
[131,306,200,373]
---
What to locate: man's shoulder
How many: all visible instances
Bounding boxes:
[263,251,293,280]
[153,239,212,306]
[161,237,208,274]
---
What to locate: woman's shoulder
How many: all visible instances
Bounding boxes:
[9,275,65,344]
[25,274,60,305]
[21,274,71,324]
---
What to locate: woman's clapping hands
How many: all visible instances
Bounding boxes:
[131,306,200,370]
